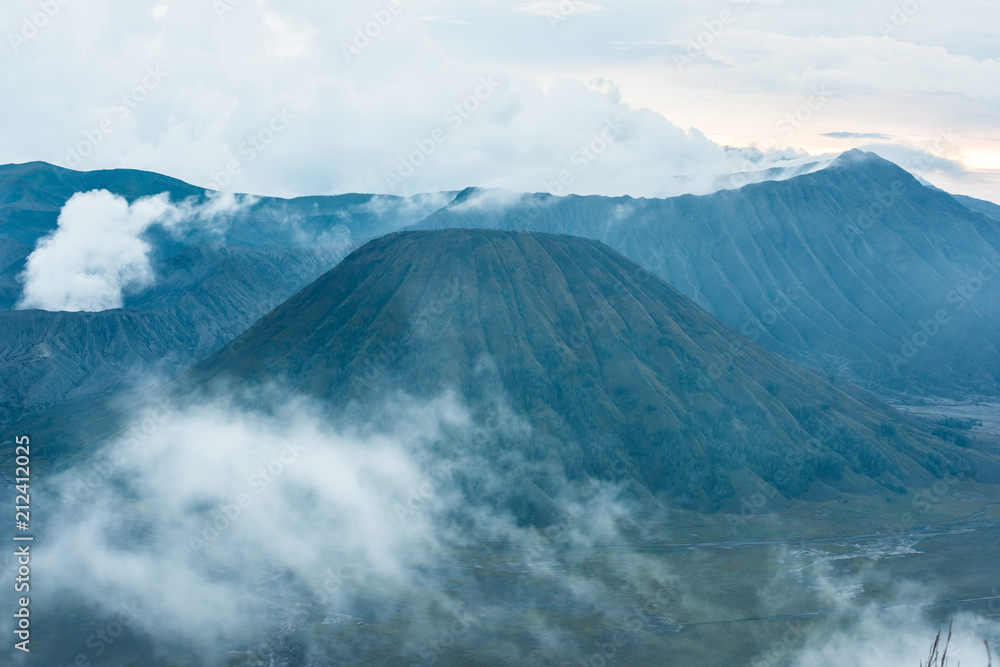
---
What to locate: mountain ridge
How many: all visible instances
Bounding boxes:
[3,152,998,426]
[411,152,1000,398]
[185,228,998,512]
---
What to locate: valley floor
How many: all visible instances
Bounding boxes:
[13,493,1000,666]
[892,399,1000,437]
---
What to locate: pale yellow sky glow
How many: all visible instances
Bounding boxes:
[515,29,1000,201]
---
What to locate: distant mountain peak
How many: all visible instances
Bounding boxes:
[828,148,894,169]
[451,186,484,203]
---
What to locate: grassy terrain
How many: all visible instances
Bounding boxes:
[15,487,1000,666]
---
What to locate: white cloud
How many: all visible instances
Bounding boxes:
[263,10,317,59]
[38,396,458,644]
[27,388,1000,662]
[514,1,606,17]
[0,0,997,201]
[30,391,653,658]
[16,189,257,312]
[16,190,172,312]
[151,4,170,20]
[791,609,995,667]
[0,1,834,201]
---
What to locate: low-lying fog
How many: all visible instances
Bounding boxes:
[4,390,997,665]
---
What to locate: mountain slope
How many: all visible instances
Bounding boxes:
[412,152,1000,399]
[0,245,347,424]
[0,162,452,422]
[188,229,996,511]
[3,154,998,424]
[955,193,1000,222]
[0,161,450,250]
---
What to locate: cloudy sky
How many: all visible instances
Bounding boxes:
[2,0,998,201]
